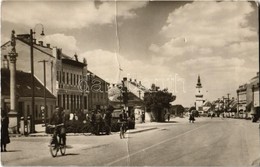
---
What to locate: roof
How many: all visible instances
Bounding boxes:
[15,35,54,57]
[1,69,56,99]
[62,58,86,68]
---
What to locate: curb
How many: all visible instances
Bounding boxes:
[10,127,158,137]
[127,127,157,134]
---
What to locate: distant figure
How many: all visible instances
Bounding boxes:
[69,112,74,121]
[74,113,78,121]
[95,110,103,135]
[1,109,10,152]
[189,112,195,123]
[104,110,112,135]
[141,112,145,123]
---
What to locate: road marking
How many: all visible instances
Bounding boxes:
[106,124,208,166]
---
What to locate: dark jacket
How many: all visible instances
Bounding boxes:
[50,111,66,125]
[119,112,128,122]
[1,116,10,144]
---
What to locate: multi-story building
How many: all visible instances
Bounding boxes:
[236,72,259,119]
[1,31,109,126]
[237,84,247,113]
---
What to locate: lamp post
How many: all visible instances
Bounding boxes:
[30,24,45,133]
[38,60,48,124]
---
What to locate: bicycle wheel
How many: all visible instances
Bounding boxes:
[60,140,66,156]
[49,140,58,157]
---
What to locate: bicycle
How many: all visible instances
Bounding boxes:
[48,123,66,157]
[80,121,96,136]
[119,121,127,139]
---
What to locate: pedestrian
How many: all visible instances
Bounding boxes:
[1,109,10,152]
[167,113,171,122]
[90,111,96,135]
[141,112,145,123]
[69,112,74,121]
[189,112,195,123]
[104,110,112,135]
[95,110,103,135]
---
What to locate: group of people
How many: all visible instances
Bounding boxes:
[88,109,113,135]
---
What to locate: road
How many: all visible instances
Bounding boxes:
[1,117,260,166]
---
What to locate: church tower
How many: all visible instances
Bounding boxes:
[195,75,204,111]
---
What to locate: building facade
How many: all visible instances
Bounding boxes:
[1,69,56,132]
[1,32,109,126]
[236,72,259,119]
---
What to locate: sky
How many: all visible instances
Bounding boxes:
[1,0,259,107]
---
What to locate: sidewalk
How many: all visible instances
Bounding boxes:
[11,117,189,137]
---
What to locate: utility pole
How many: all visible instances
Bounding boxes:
[39,60,48,124]
[29,24,45,132]
[30,29,35,133]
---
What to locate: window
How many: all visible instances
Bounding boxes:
[67,95,69,110]
[71,73,73,85]
[71,95,73,110]
[63,94,66,109]
[67,73,69,84]
[74,74,76,85]
[56,71,59,81]
[63,72,65,83]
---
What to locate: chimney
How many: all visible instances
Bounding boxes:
[123,77,127,81]
[129,78,132,82]
[134,79,137,82]
[46,43,50,48]
[38,41,43,46]
[57,48,62,59]
[139,81,141,85]
[74,53,78,62]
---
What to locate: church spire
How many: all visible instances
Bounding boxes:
[196,75,202,88]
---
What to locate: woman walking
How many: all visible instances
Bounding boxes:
[1,109,10,152]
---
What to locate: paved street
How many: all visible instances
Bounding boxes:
[1,117,260,166]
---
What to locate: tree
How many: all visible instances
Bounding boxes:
[144,84,176,122]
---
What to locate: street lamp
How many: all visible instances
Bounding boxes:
[38,60,48,124]
[30,24,45,133]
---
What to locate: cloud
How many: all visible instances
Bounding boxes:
[149,1,257,60]
[1,1,148,29]
[178,56,245,72]
[80,49,179,92]
[80,49,119,83]
[43,34,79,56]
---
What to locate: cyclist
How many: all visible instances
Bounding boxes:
[119,109,128,138]
[49,106,66,146]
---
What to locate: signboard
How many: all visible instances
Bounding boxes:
[253,90,259,107]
